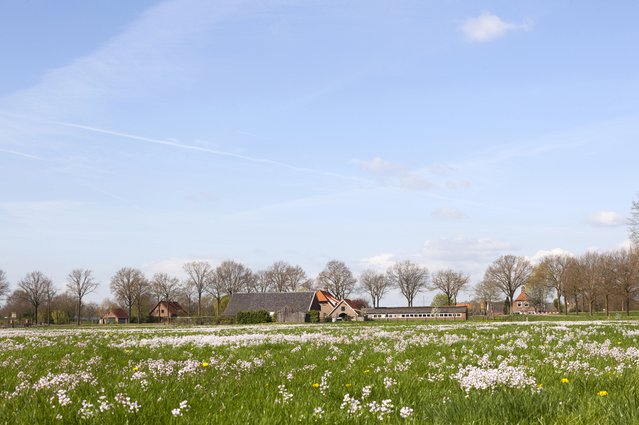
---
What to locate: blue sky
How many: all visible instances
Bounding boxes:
[1,0,637,306]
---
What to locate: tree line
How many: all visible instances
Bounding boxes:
[475,248,639,315]
[0,259,473,324]
[1,247,638,324]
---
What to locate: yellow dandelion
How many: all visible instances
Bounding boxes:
[345,383,352,388]
[311,383,320,388]
[597,390,608,397]
[560,378,569,384]
[363,369,371,374]
[133,367,139,372]
[201,362,209,367]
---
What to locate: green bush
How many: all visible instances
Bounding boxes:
[307,310,320,323]
[236,310,272,324]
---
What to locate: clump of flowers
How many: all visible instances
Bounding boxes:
[313,406,324,418]
[561,378,570,384]
[453,363,536,393]
[362,385,372,399]
[368,399,394,421]
[400,406,414,419]
[383,377,397,389]
[275,384,293,404]
[597,390,608,397]
[340,394,363,416]
[171,400,190,417]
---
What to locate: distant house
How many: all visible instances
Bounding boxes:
[316,290,340,321]
[364,306,468,321]
[224,291,324,323]
[101,308,129,324]
[149,301,187,320]
[512,287,536,314]
[326,299,362,321]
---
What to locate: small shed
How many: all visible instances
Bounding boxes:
[101,308,129,324]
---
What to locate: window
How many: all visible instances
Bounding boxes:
[517,302,522,307]
[341,306,346,312]
[524,302,529,307]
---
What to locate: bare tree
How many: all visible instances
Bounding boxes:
[578,252,601,315]
[524,270,551,312]
[474,280,501,315]
[215,260,253,296]
[598,252,618,317]
[630,195,639,247]
[483,255,532,314]
[151,272,181,304]
[66,269,99,325]
[43,278,56,325]
[183,261,213,317]
[359,269,393,307]
[110,267,146,322]
[205,273,226,318]
[316,260,357,300]
[179,282,196,316]
[0,269,9,305]
[18,271,52,324]
[535,254,571,314]
[386,260,429,307]
[429,269,470,306]
[133,274,150,323]
[287,265,311,292]
[563,257,583,313]
[252,270,273,293]
[264,261,290,292]
[613,248,639,315]
[262,261,311,292]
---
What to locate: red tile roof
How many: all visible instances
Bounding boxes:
[514,289,529,302]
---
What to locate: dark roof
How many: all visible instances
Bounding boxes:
[364,306,468,315]
[150,301,187,315]
[104,308,129,319]
[224,292,317,316]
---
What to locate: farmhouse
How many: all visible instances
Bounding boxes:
[316,290,340,320]
[149,301,187,320]
[326,299,362,321]
[224,291,322,322]
[512,287,536,314]
[364,306,467,321]
[100,308,129,324]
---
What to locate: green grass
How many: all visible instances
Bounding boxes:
[2,320,639,424]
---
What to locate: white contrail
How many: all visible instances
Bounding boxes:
[0,148,42,160]
[54,120,371,183]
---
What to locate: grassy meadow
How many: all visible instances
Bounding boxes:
[2,320,639,424]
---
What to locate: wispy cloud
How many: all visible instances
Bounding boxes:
[354,157,399,173]
[531,248,574,263]
[422,236,512,262]
[359,253,396,271]
[460,12,533,43]
[352,156,436,192]
[587,211,626,227]
[432,208,468,221]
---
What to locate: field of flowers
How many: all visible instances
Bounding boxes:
[2,320,639,424]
